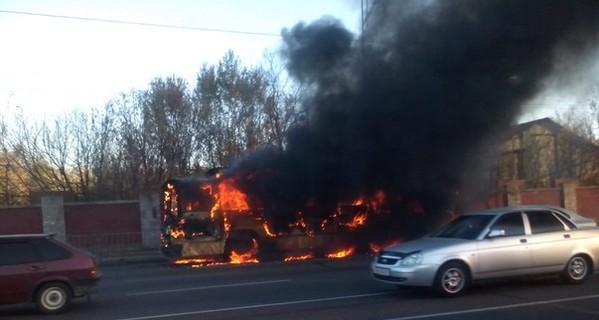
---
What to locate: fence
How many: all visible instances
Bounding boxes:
[0,181,597,258]
[0,194,161,258]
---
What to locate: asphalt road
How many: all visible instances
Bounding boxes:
[2,256,599,320]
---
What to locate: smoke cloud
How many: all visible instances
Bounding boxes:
[229,0,599,236]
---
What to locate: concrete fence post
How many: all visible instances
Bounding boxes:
[556,179,579,212]
[140,191,161,249]
[506,180,525,206]
[41,194,66,241]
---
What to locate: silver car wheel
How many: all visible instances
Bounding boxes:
[567,256,588,281]
[434,262,469,296]
[442,267,465,293]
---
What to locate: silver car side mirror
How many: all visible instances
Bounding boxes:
[488,229,506,238]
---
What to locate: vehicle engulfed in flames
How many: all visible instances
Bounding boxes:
[160,170,374,264]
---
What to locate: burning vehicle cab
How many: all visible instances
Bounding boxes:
[161,175,234,260]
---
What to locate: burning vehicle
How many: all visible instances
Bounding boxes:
[160,169,377,264]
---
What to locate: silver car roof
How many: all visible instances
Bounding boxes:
[461,205,597,227]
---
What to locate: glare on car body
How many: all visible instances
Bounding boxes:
[371,206,599,296]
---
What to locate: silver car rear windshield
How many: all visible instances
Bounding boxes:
[430,215,495,240]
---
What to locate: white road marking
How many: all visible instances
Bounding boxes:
[126,276,200,283]
[385,294,599,320]
[114,292,389,320]
[116,289,599,320]
[126,279,291,296]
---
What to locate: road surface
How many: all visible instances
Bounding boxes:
[2,256,599,319]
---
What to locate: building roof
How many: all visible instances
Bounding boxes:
[513,117,563,134]
[511,117,599,148]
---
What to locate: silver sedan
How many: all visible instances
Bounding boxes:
[371,206,599,296]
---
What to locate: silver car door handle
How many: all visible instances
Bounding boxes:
[520,239,527,244]
[564,234,571,239]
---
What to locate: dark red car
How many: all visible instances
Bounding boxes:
[0,234,101,314]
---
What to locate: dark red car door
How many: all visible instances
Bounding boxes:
[0,240,47,305]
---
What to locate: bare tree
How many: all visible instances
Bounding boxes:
[555,105,599,185]
[522,132,556,188]
[87,102,122,199]
[145,76,194,178]
[110,76,195,194]
[193,51,268,167]
[585,84,599,144]
[260,50,302,149]
[0,115,17,204]
[111,90,152,196]
[0,49,305,203]
[192,50,301,168]
[7,112,58,192]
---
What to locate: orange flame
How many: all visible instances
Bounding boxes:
[320,218,329,231]
[163,183,178,220]
[169,229,185,239]
[201,183,213,195]
[229,239,259,264]
[352,198,364,206]
[218,179,250,211]
[263,222,278,237]
[369,239,403,253]
[229,251,259,264]
[369,243,383,253]
[284,254,313,262]
[173,258,228,268]
[289,213,314,236]
[224,215,231,233]
[326,247,355,259]
[343,212,368,229]
[289,213,307,229]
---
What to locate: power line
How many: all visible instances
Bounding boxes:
[0,9,281,37]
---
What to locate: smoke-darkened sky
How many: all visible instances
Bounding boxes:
[231,0,599,228]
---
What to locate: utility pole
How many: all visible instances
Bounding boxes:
[360,0,375,81]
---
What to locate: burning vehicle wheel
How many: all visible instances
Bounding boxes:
[225,231,260,261]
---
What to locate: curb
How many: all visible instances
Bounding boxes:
[99,253,167,266]
[99,252,374,268]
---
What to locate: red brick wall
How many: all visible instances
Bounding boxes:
[64,201,141,247]
[0,206,43,235]
[520,189,562,206]
[463,192,506,211]
[577,187,599,221]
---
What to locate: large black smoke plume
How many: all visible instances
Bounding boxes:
[229,0,599,237]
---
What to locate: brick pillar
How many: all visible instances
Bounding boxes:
[556,179,579,211]
[140,191,161,249]
[41,195,66,241]
[506,180,525,206]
